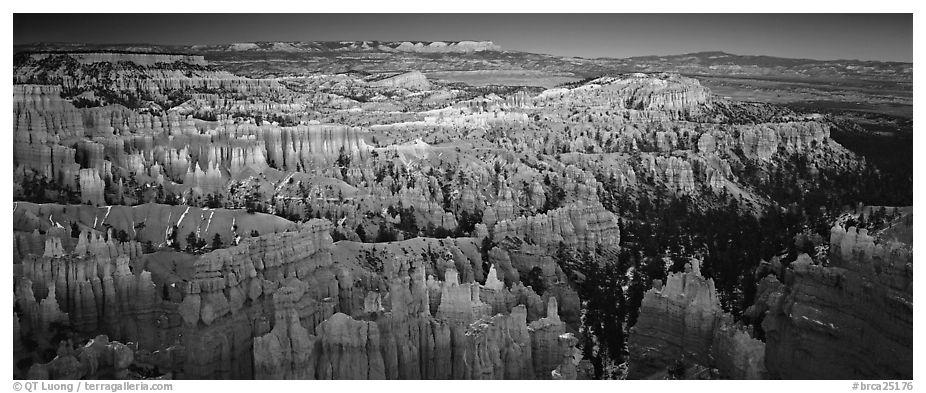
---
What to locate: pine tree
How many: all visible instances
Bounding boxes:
[169,225,180,251]
[116,230,129,243]
[185,232,199,252]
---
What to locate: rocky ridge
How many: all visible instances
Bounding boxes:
[751,213,913,379]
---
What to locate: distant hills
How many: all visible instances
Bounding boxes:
[15,40,502,54]
[14,41,912,82]
[613,51,911,82]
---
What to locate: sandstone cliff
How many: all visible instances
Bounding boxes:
[15,52,284,99]
[492,202,620,253]
[369,71,431,90]
[178,220,340,378]
[754,214,912,379]
[251,254,576,380]
[628,262,765,379]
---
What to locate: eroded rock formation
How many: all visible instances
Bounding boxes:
[493,202,620,253]
[12,48,904,381]
[628,261,765,379]
[753,216,913,379]
[252,259,576,380]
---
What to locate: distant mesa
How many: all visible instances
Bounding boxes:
[185,40,502,54]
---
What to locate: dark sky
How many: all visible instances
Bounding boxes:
[14,14,913,62]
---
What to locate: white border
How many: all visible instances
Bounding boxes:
[2,4,922,392]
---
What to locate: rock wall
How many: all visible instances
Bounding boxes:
[369,71,431,90]
[628,262,765,379]
[25,335,136,380]
[15,53,283,95]
[14,278,69,350]
[737,122,829,161]
[178,219,340,379]
[252,286,316,379]
[253,259,576,380]
[492,202,620,253]
[540,74,711,115]
[14,211,579,381]
[13,84,374,200]
[710,315,767,380]
[27,52,208,66]
[755,219,912,379]
[78,168,106,206]
[390,41,501,53]
[17,243,162,348]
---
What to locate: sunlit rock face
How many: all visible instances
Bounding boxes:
[492,202,620,254]
[15,52,284,95]
[736,122,829,161]
[597,73,712,112]
[754,213,913,379]
[78,168,106,206]
[389,41,501,53]
[537,73,711,116]
[369,71,431,90]
[11,80,389,226]
[28,53,209,66]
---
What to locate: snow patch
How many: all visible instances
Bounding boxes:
[204,210,215,234]
[276,172,296,194]
[176,206,191,228]
[164,211,174,244]
[102,206,112,225]
[49,214,63,229]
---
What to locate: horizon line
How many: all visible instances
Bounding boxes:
[13,41,913,65]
